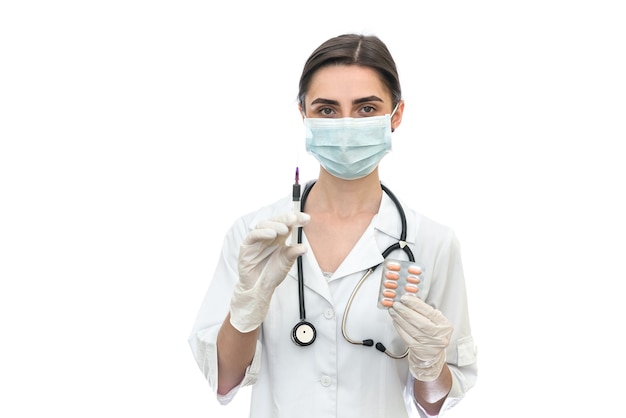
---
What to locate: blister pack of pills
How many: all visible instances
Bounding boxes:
[377,259,425,309]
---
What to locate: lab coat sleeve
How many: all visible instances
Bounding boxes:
[414,228,478,417]
[187,217,263,404]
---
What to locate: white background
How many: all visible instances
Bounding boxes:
[1,1,625,417]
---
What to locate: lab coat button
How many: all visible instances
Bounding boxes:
[320,375,332,387]
[324,308,334,319]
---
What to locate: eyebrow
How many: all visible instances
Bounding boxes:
[310,95,385,106]
[353,95,384,105]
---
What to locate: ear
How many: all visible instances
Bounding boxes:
[391,100,405,132]
[298,102,306,120]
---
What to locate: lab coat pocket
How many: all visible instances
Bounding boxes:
[456,335,477,367]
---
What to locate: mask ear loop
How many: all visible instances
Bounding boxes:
[389,101,400,133]
[390,101,400,117]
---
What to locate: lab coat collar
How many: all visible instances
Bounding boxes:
[284,223,383,305]
[284,184,417,301]
[331,189,417,277]
[374,186,417,247]
[302,187,416,280]
[330,222,384,281]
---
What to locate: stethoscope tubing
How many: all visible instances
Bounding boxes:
[294,181,414,358]
[296,182,314,322]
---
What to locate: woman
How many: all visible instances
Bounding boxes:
[189,33,477,417]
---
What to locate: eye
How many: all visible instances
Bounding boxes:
[318,107,335,116]
[360,105,376,114]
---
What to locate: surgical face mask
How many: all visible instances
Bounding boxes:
[304,106,397,180]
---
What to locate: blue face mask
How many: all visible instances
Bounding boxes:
[304,106,397,180]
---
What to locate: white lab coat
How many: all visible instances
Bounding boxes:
[189,186,477,418]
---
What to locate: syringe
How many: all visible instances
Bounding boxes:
[292,167,301,245]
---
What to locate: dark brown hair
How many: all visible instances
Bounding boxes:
[298,34,402,111]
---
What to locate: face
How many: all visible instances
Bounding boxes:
[300,65,404,130]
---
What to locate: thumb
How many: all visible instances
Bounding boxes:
[282,242,308,264]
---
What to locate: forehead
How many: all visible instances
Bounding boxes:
[306,65,391,103]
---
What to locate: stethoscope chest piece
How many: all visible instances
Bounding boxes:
[292,321,316,346]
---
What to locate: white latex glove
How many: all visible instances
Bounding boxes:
[229,212,310,333]
[389,295,453,382]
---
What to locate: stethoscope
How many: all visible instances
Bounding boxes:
[291,181,415,359]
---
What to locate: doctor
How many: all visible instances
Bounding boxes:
[189,33,477,418]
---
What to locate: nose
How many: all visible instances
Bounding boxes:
[336,105,353,118]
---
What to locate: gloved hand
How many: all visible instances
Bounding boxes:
[389,295,453,382]
[229,212,310,333]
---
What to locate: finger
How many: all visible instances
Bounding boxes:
[280,211,311,224]
[399,294,434,316]
[284,242,308,259]
[273,212,311,229]
[388,303,432,335]
[388,306,446,348]
[256,219,291,236]
[389,313,417,345]
[242,228,279,249]
[389,307,451,350]
[398,295,449,324]
[390,302,449,338]
[241,225,285,263]
[293,212,311,227]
